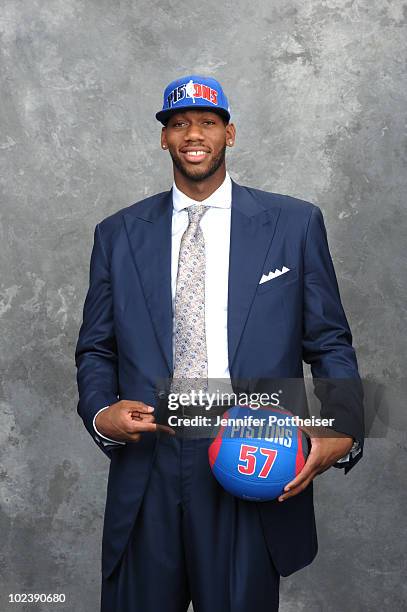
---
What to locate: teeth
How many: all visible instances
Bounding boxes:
[186,150,206,156]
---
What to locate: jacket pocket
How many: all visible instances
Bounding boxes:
[256,268,299,295]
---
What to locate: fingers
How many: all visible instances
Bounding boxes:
[127,401,155,415]
[129,402,155,422]
[278,472,316,501]
[155,423,176,436]
[283,458,317,492]
[128,420,176,436]
[114,401,177,440]
[277,436,346,501]
[131,413,155,423]
[278,447,321,502]
[125,432,141,442]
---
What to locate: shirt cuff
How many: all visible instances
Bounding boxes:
[93,406,126,447]
[335,440,361,464]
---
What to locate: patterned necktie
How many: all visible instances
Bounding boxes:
[172,204,209,397]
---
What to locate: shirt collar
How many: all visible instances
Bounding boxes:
[172,171,232,212]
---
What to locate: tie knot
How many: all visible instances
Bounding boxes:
[187,204,208,226]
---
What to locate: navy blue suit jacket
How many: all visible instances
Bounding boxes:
[75,179,364,579]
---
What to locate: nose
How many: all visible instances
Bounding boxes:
[183,122,205,142]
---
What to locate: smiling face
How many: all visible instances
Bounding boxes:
[161,109,236,183]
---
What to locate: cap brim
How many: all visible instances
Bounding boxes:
[155,106,230,125]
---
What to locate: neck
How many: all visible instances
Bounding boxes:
[173,165,226,201]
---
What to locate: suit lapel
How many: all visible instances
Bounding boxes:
[227,180,281,369]
[123,190,174,375]
[122,179,281,377]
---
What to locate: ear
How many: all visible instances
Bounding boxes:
[226,122,236,146]
[161,127,167,149]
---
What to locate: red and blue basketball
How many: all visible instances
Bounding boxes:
[208,405,309,501]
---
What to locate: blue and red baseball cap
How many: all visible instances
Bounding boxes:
[155,74,231,125]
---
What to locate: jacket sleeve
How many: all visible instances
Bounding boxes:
[302,206,365,473]
[75,223,121,458]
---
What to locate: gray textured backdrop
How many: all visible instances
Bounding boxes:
[1,1,406,610]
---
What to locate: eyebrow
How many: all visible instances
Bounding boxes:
[170,114,218,122]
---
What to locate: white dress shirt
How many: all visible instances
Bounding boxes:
[171,170,232,380]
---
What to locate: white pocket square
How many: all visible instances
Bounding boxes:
[259,266,290,284]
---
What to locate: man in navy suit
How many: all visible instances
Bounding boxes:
[75,75,364,611]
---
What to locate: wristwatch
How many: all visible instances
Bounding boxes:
[335,439,361,464]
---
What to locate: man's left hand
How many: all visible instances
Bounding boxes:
[278,431,354,502]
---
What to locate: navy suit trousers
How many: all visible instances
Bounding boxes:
[101,434,280,612]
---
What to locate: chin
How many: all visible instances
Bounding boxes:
[183,167,214,182]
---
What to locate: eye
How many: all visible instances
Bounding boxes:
[203,120,215,125]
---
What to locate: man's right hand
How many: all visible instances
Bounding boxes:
[95,400,175,442]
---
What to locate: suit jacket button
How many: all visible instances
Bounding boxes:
[158,391,166,400]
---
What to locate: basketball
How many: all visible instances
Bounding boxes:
[208,405,309,501]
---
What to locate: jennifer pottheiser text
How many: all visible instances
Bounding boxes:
[167,414,335,428]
